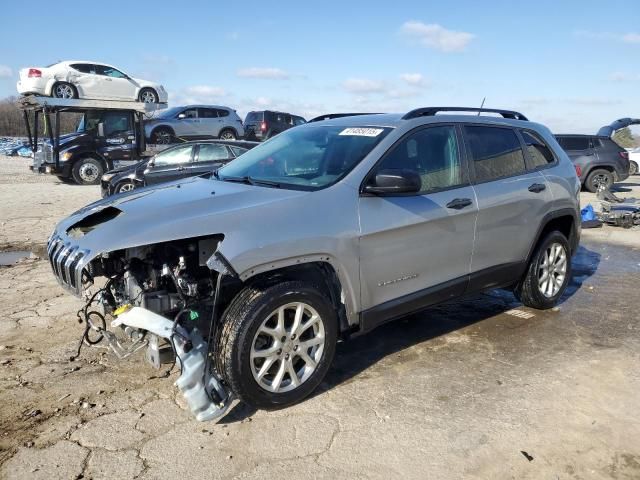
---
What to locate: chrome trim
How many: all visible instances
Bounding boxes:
[47,234,91,296]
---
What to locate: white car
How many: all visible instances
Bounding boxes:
[17,61,167,103]
[628,148,639,175]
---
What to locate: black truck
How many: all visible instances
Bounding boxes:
[18,96,166,185]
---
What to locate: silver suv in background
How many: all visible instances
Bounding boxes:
[46,107,580,421]
[144,105,245,144]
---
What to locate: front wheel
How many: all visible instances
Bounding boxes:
[72,158,103,185]
[514,231,571,309]
[151,127,173,145]
[138,88,159,103]
[216,281,337,410]
[115,180,136,194]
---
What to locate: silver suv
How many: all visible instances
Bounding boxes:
[144,105,245,144]
[46,107,580,421]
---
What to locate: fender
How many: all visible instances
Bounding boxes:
[525,207,580,262]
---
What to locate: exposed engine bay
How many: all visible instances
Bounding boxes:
[74,235,234,421]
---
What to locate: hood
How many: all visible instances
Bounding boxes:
[54,176,308,258]
[44,132,89,147]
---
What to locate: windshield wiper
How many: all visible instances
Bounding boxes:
[217,175,281,188]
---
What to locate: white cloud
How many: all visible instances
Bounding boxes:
[575,30,640,44]
[343,78,386,94]
[184,85,226,97]
[236,67,289,79]
[623,33,640,44]
[0,65,13,78]
[399,73,428,86]
[400,21,475,52]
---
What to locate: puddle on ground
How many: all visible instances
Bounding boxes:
[0,251,36,266]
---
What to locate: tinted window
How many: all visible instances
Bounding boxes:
[198,108,218,118]
[102,112,131,136]
[376,125,464,192]
[245,112,263,124]
[284,115,293,125]
[197,144,230,162]
[96,65,127,78]
[293,116,306,126]
[591,138,602,148]
[180,109,197,119]
[70,63,97,74]
[216,109,230,118]
[521,130,555,169]
[154,145,193,166]
[557,136,589,150]
[465,126,526,182]
[230,146,248,156]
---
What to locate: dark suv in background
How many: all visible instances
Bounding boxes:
[244,110,306,141]
[555,134,630,192]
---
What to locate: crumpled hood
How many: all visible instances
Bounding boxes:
[53,176,308,257]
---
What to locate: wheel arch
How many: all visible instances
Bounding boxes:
[150,124,175,137]
[525,209,579,265]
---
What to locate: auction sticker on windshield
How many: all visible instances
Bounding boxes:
[339,127,384,137]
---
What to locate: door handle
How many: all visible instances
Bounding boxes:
[446,198,472,210]
[528,183,546,193]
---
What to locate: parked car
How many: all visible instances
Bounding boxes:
[628,148,639,175]
[145,105,245,144]
[244,110,306,141]
[46,107,580,421]
[17,61,167,103]
[100,140,258,197]
[555,134,630,192]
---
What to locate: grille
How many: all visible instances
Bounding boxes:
[43,144,53,164]
[47,234,90,296]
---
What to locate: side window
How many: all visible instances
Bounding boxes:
[197,144,230,162]
[198,108,218,118]
[230,146,248,157]
[376,125,465,193]
[154,145,193,166]
[591,138,602,148]
[293,116,306,126]
[521,130,555,169]
[102,112,131,136]
[97,65,127,78]
[70,63,97,74]
[465,126,526,182]
[179,109,198,119]
[284,115,293,125]
[558,136,589,150]
[216,109,230,118]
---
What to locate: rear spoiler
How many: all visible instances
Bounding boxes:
[597,118,640,137]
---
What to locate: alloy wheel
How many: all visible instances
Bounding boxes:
[117,182,135,193]
[54,84,74,99]
[221,131,236,140]
[537,242,567,298]
[250,302,325,393]
[140,90,157,103]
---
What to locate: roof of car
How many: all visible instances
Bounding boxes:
[173,105,234,110]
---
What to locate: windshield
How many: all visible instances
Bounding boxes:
[217,125,392,190]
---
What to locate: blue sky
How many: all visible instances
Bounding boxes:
[0,0,638,134]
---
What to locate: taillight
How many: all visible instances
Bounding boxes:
[28,69,41,78]
[619,151,629,160]
[260,121,267,132]
[575,165,582,177]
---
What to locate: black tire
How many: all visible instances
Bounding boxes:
[138,88,159,104]
[514,231,572,310]
[630,161,638,176]
[115,181,136,194]
[215,281,338,410]
[151,127,174,145]
[71,158,103,185]
[51,82,77,99]
[585,168,614,193]
[219,129,237,141]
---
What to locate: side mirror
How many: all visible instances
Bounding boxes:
[177,113,186,119]
[363,169,421,195]
[97,122,105,137]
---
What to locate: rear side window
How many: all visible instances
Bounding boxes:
[198,108,218,118]
[216,109,230,118]
[465,126,526,182]
[376,125,465,192]
[197,144,230,162]
[521,130,555,169]
[154,145,193,166]
[230,146,248,156]
[557,136,589,150]
[70,63,97,74]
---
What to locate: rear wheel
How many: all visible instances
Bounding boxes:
[514,231,571,309]
[115,181,136,194]
[151,127,173,144]
[585,168,614,192]
[52,82,77,99]
[72,158,103,185]
[138,88,159,103]
[630,161,638,176]
[216,281,337,410]
[219,129,237,140]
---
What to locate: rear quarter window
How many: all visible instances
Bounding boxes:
[521,130,556,169]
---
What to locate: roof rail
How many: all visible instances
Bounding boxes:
[402,107,528,121]
[308,113,383,123]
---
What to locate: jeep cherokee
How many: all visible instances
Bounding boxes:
[46,107,580,421]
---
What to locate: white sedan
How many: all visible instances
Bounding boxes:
[17,61,167,103]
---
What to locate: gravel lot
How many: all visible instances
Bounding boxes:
[0,155,639,479]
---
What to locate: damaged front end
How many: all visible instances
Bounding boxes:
[48,230,235,422]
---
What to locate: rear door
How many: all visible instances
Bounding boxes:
[68,63,103,98]
[463,125,554,289]
[143,144,194,185]
[187,143,234,177]
[358,124,477,311]
[197,108,221,138]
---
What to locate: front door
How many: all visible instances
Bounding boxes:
[143,144,194,185]
[96,65,137,100]
[358,125,477,312]
[173,108,200,139]
[96,111,136,162]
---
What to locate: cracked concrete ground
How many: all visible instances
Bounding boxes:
[1,156,639,479]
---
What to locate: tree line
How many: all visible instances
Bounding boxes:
[0,96,80,138]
